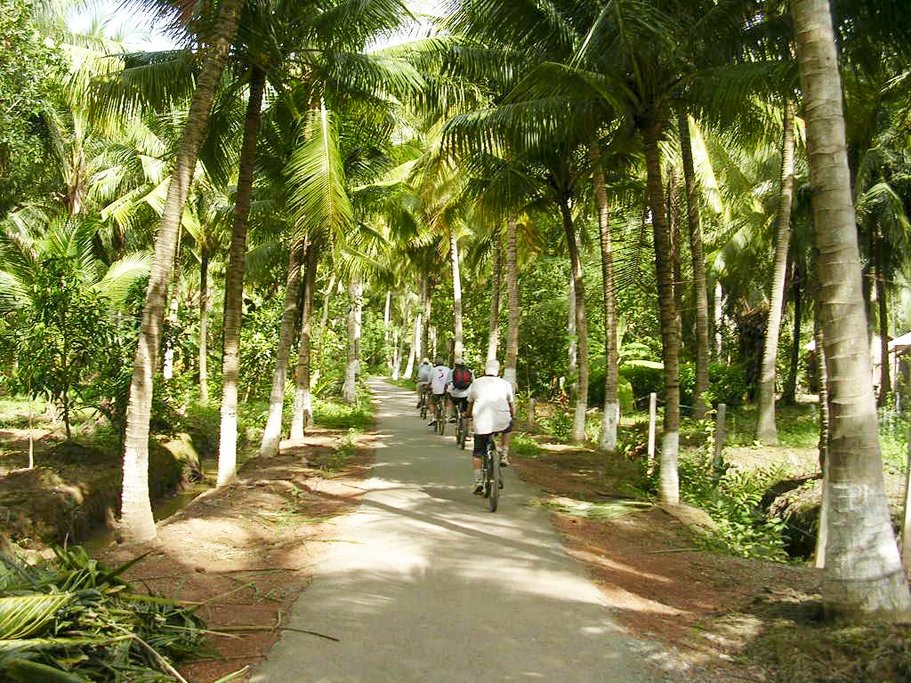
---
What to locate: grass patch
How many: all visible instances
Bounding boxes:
[313,389,374,431]
[510,432,541,457]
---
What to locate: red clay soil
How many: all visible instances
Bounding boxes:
[512,447,823,681]
[100,429,374,682]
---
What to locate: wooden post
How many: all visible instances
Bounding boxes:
[901,430,911,572]
[647,392,657,470]
[713,403,726,474]
[527,398,536,431]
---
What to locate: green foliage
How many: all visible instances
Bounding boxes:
[0,545,207,681]
[672,452,789,561]
[239,297,284,402]
[509,432,541,456]
[587,363,634,414]
[620,364,663,408]
[6,257,117,438]
[313,388,374,431]
[0,0,64,215]
[537,411,573,442]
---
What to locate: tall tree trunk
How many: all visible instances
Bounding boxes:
[814,285,830,566]
[714,281,724,359]
[668,170,684,337]
[567,273,577,390]
[641,118,681,506]
[421,280,432,362]
[875,227,891,405]
[342,276,363,404]
[504,217,520,388]
[199,245,210,403]
[792,0,911,619]
[560,198,589,443]
[162,294,178,380]
[677,108,710,419]
[756,100,796,445]
[450,232,464,359]
[783,262,802,405]
[591,147,619,452]
[487,236,502,362]
[405,285,421,379]
[120,0,244,543]
[290,245,319,438]
[217,67,266,488]
[259,238,306,458]
[384,290,392,373]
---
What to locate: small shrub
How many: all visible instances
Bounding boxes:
[538,411,573,442]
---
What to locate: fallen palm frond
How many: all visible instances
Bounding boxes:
[544,496,653,520]
[0,546,208,681]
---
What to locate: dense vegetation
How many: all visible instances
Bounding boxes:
[1,0,910,657]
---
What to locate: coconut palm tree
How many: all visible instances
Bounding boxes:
[120,0,245,543]
[790,0,911,620]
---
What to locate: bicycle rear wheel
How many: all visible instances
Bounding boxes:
[436,404,445,435]
[487,446,500,512]
[458,417,467,449]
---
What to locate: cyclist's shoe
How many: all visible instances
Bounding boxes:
[472,480,484,495]
[499,453,510,467]
[427,420,437,427]
[448,416,457,423]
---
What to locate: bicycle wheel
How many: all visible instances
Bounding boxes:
[488,449,500,512]
[419,395,427,419]
[458,417,467,449]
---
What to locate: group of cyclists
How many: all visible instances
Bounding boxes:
[416,356,515,495]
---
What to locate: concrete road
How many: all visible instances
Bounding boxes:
[251,379,675,682]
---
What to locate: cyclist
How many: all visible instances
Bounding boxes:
[465,359,515,494]
[447,356,473,423]
[416,357,432,408]
[427,357,451,427]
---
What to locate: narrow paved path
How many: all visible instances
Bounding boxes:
[252,379,673,682]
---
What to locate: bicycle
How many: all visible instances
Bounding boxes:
[481,433,503,512]
[455,402,469,450]
[418,386,430,419]
[433,395,445,435]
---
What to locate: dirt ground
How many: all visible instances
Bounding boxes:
[9,421,908,681]
[100,428,375,682]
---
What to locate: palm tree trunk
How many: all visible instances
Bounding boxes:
[217,67,266,488]
[450,232,464,359]
[792,0,911,619]
[259,238,306,458]
[342,276,362,404]
[487,236,502,362]
[568,274,577,384]
[199,245,210,403]
[384,290,393,373]
[642,118,680,506]
[677,108,710,419]
[591,147,619,452]
[875,228,891,405]
[504,218,520,388]
[783,263,802,405]
[421,279,432,363]
[120,0,244,543]
[714,281,724,358]
[290,245,319,438]
[756,100,796,445]
[560,198,589,443]
[405,290,420,379]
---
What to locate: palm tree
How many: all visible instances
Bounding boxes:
[791,0,911,619]
[120,0,245,543]
[756,99,796,444]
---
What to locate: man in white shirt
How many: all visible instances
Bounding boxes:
[427,357,451,427]
[466,359,515,493]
